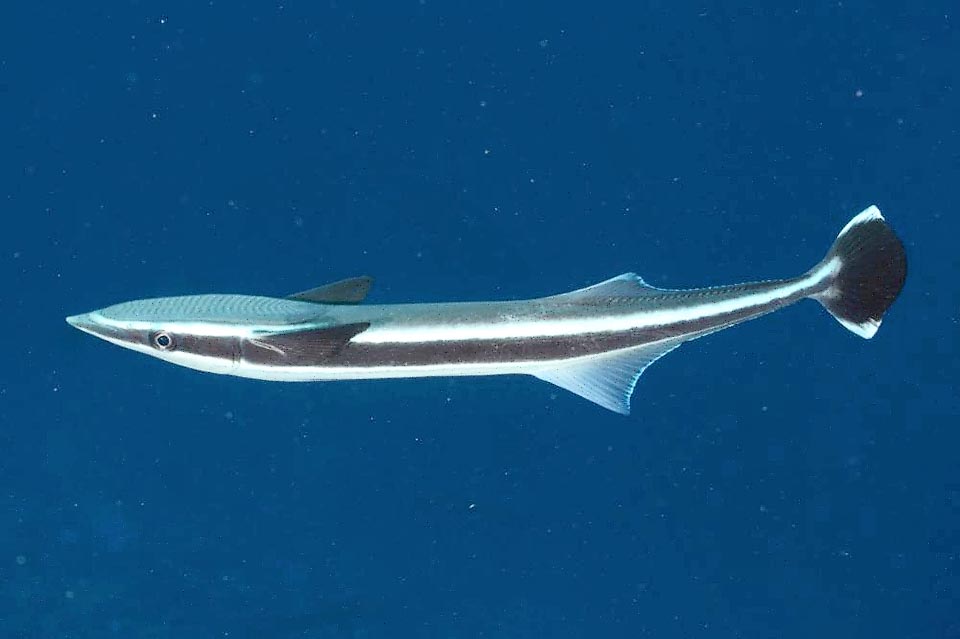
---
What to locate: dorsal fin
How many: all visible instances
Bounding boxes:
[548,273,667,302]
[287,276,373,304]
[531,339,683,415]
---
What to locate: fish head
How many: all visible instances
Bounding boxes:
[66,295,244,375]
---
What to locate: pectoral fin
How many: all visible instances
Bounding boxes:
[243,322,370,365]
[287,276,374,304]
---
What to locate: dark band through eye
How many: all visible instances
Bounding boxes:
[153,332,173,349]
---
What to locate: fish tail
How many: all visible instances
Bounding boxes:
[808,205,907,338]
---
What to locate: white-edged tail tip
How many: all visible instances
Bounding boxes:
[834,316,881,339]
[837,204,885,239]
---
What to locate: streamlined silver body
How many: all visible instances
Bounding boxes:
[66,206,907,414]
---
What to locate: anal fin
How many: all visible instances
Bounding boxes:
[531,339,683,415]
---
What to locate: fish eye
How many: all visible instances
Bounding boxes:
[152,331,174,350]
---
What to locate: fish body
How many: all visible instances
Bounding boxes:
[67,206,907,414]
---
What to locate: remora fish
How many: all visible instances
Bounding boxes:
[66,206,906,414]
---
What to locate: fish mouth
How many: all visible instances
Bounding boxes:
[66,313,98,334]
[65,313,122,341]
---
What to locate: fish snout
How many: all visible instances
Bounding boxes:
[65,313,122,341]
[66,313,95,332]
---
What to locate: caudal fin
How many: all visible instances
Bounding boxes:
[811,205,907,338]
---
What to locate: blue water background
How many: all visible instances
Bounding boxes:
[2,3,958,637]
